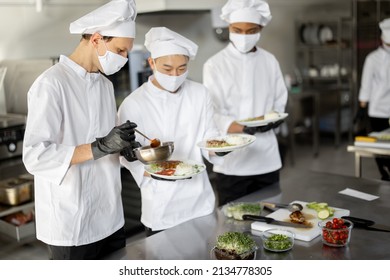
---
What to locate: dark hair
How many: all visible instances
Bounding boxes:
[81,34,113,42]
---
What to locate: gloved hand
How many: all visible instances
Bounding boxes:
[91,120,137,160]
[243,120,284,135]
[150,175,192,181]
[353,106,368,124]
[215,151,232,156]
[120,141,141,162]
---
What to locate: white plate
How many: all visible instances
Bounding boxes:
[197,134,256,152]
[144,160,206,180]
[237,113,289,127]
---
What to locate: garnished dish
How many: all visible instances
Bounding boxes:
[223,202,263,221]
[237,111,288,127]
[197,134,256,152]
[212,232,258,260]
[144,160,206,180]
[262,229,294,252]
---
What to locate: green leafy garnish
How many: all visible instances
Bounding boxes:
[216,232,256,255]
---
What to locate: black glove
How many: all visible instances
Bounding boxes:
[150,175,192,181]
[243,120,284,135]
[91,120,137,160]
[353,106,368,124]
[215,151,232,156]
[120,141,141,162]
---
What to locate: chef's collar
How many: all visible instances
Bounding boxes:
[60,55,101,81]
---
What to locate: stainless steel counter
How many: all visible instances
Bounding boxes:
[105,171,390,260]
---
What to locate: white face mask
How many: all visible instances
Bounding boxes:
[153,60,188,92]
[97,41,128,75]
[229,33,261,53]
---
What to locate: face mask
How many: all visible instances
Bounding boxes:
[229,33,261,53]
[97,41,128,75]
[153,60,188,92]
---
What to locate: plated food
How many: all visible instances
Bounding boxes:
[237,112,288,127]
[144,160,206,180]
[197,134,256,152]
[212,231,258,260]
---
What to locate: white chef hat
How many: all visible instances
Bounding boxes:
[69,0,137,38]
[380,18,390,44]
[221,0,272,27]
[144,27,198,60]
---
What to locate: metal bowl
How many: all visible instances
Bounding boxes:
[134,142,174,164]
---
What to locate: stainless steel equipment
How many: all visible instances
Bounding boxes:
[0,114,26,160]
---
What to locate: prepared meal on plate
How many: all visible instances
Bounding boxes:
[240,110,280,122]
[206,139,232,148]
[148,160,202,176]
[225,202,262,220]
[213,232,257,260]
[206,135,249,148]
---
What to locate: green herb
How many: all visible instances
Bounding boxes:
[264,234,293,251]
[216,232,256,255]
[226,203,262,220]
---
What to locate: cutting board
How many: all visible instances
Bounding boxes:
[251,200,350,242]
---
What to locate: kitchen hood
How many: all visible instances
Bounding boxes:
[137,0,226,14]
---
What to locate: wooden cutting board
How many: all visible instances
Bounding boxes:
[251,200,350,242]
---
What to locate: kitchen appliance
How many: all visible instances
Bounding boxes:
[0,113,26,160]
[251,200,350,242]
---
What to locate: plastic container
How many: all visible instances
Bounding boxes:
[318,219,353,247]
[262,229,295,252]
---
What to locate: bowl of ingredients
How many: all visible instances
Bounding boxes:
[134,142,174,164]
[223,202,263,220]
[262,229,294,252]
[319,218,353,247]
[211,231,258,260]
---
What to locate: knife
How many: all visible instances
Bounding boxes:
[242,215,311,228]
[341,216,390,232]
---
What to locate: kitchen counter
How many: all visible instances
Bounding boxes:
[105,171,390,260]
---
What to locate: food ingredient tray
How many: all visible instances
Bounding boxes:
[0,177,33,206]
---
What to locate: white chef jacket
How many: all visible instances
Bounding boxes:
[23,55,124,246]
[203,43,288,176]
[118,77,219,231]
[358,46,390,118]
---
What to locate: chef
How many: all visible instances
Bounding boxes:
[356,18,390,181]
[118,27,220,235]
[22,0,138,259]
[203,0,288,206]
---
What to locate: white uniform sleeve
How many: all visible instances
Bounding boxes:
[22,80,75,185]
[117,98,146,187]
[200,88,224,165]
[203,61,235,133]
[272,58,288,113]
[358,53,374,103]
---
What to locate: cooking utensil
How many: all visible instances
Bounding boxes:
[341,216,390,232]
[134,129,161,148]
[133,141,174,164]
[242,215,311,228]
[263,202,303,212]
